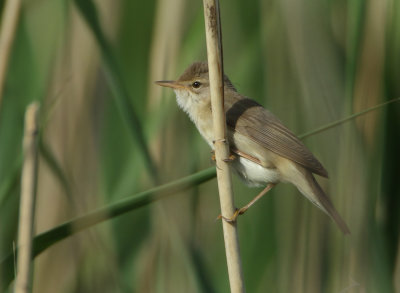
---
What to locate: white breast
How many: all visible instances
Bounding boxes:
[231,156,281,187]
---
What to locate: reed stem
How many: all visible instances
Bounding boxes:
[15,102,40,293]
[202,1,246,292]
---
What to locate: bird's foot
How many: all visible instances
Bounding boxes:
[210,150,216,162]
[210,150,236,162]
[223,154,236,162]
[216,207,247,223]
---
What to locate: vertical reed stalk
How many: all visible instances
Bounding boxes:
[15,103,40,293]
[0,0,22,109]
[202,1,246,292]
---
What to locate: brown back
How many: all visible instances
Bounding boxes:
[225,92,328,178]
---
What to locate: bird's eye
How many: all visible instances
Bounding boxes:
[192,81,201,89]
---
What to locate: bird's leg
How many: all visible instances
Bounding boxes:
[218,183,275,223]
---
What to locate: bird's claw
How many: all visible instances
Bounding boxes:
[210,151,236,162]
[216,208,242,223]
[223,154,236,162]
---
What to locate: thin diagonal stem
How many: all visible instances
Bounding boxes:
[299,97,400,139]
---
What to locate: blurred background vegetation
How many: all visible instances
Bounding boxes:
[0,0,399,292]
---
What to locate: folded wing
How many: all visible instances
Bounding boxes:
[225,95,328,178]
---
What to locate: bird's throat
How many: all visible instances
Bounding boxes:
[174,90,214,148]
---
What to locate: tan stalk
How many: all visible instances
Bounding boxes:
[202,1,246,292]
[15,103,40,293]
[0,0,22,109]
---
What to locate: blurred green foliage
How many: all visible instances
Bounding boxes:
[0,0,399,292]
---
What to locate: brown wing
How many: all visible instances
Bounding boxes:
[225,94,328,178]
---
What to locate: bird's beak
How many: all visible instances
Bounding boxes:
[155,80,185,89]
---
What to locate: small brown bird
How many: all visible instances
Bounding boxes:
[156,62,350,234]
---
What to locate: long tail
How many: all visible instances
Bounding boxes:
[295,170,350,234]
